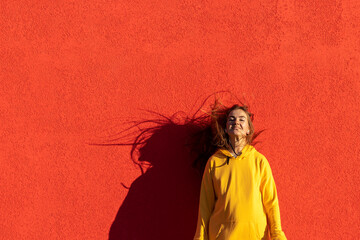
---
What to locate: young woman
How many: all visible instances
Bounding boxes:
[194,104,287,240]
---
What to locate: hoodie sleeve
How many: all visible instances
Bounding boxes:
[194,159,216,240]
[260,157,287,240]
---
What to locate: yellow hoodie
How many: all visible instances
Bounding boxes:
[194,145,286,240]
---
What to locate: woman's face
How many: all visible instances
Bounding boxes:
[226,108,250,138]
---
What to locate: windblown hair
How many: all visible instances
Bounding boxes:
[90,95,260,175]
[211,102,255,149]
[191,100,256,173]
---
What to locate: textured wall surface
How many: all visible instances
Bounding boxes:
[1,0,360,239]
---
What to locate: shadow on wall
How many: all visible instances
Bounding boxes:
[108,120,205,240]
[104,93,258,239]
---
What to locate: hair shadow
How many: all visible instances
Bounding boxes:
[107,114,205,239]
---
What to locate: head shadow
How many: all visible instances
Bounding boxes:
[107,112,206,240]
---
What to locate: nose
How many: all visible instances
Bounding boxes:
[235,119,242,126]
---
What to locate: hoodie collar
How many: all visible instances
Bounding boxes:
[218,144,254,158]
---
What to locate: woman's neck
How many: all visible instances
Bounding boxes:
[228,136,247,156]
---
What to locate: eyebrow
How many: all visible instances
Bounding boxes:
[228,116,246,119]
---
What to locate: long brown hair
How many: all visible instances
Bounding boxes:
[191,100,257,173]
[211,102,255,149]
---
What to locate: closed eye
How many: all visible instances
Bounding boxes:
[228,116,247,122]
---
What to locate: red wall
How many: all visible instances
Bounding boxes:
[1,0,360,239]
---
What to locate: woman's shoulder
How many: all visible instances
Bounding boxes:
[208,149,229,162]
[246,145,270,165]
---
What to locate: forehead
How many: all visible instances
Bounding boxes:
[228,109,248,118]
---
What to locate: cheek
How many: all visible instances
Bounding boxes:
[226,122,234,132]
